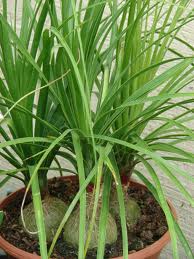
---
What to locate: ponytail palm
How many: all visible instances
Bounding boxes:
[48,0,194,258]
[0,0,194,259]
[1,0,55,189]
[0,1,74,256]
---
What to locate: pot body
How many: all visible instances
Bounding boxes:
[0,175,176,259]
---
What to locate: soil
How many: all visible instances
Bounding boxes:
[0,177,168,259]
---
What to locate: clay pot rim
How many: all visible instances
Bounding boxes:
[0,175,176,259]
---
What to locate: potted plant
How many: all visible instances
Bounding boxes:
[0,1,78,257]
[0,0,194,259]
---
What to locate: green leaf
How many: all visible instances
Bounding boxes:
[0,211,4,226]
[0,14,47,82]
[105,155,128,259]
[28,165,48,259]
[72,132,86,259]
[97,169,112,259]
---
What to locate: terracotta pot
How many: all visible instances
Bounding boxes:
[0,175,176,259]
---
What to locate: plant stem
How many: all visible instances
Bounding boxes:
[29,165,48,259]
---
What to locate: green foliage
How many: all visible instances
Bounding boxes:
[0,1,194,259]
[0,211,4,226]
[0,0,64,188]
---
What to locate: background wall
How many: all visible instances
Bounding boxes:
[0,1,194,258]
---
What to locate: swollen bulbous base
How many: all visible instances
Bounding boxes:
[125,198,141,228]
[110,187,141,229]
[19,196,68,243]
[63,194,117,249]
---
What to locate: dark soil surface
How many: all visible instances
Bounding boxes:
[0,177,168,259]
